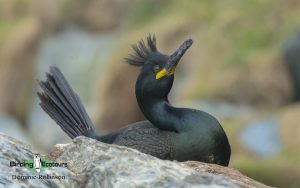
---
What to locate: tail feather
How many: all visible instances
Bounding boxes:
[37,66,95,139]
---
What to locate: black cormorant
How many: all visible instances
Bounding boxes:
[38,35,231,166]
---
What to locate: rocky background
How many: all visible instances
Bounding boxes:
[0,0,300,187]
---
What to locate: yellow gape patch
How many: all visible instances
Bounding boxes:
[156,69,168,79]
[155,67,177,80]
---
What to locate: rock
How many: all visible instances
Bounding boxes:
[184,54,293,108]
[96,61,145,132]
[0,18,42,124]
[0,133,79,188]
[0,133,270,188]
[279,104,300,152]
[72,0,125,32]
[183,161,269,188]
[239,118,282,158]
[223,56,293,106]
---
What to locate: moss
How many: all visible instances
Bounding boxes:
[0,22,14,41]
[125,1,170,29]
[0,0,36,41]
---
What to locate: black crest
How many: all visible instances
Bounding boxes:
[125,34,157,66]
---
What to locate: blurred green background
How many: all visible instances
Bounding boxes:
[0,0,300,187]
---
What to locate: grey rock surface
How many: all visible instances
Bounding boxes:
[0,133,270,188]
[0,133,79,188]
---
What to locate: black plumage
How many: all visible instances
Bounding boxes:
[38,35,231,166]
[125,35,157,66]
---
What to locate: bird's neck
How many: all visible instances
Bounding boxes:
[136,94,181,132]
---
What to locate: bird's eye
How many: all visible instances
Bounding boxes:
[153,65,160,72]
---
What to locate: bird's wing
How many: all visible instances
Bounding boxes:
[112,121,175,160]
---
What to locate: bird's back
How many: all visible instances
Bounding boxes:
[97,121,177,160]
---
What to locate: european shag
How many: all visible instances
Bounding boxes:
[38,35,231,166]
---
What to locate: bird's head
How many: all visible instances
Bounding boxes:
[125,35,193,99]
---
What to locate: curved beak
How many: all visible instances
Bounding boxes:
[156,39,193,79]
